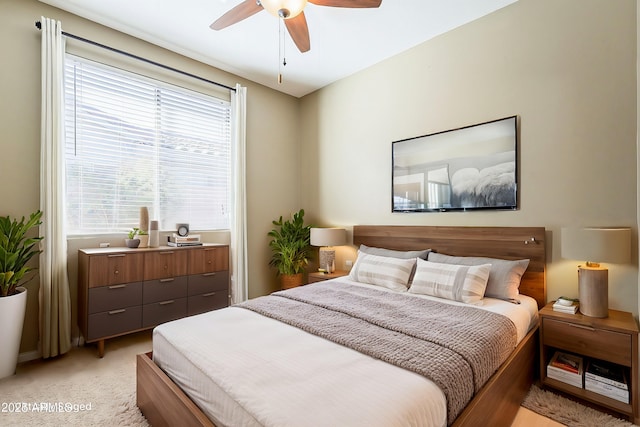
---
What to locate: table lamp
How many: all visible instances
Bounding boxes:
[310,228,346,273]
[561,227,631,318]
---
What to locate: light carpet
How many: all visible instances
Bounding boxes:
[0,331,151,427]
[523,385,638,427]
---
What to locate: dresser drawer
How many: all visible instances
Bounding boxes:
[188,271,229,296]
[88,252,144,287]
[189,246,229,274]
[143,250,188,280]
[142,297,187,328]
[143,276,188,304]
[88,282,142,314]
[188,291,228,316]
[543,318,632,366]
[87,306,142,341]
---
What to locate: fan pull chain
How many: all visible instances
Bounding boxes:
[278,19,286,84]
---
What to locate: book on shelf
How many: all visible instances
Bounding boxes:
[547,351,583,388]
[552,300,578,314]
[585,360,628,390]
[585,377,629,403]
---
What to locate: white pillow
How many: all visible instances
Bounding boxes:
[348,251,417,291]
[427,252,529,303]
[409,259,491,303]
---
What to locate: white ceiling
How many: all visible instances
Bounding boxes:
[39,0,517,98]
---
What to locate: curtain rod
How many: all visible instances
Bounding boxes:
[35,21,236,93]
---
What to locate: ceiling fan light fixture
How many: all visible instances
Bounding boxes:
[260,0,308,19]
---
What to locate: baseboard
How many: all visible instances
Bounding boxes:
[18,349,41,363]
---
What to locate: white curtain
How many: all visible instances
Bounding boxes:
[230,84,248,303]
[39,17,72,358]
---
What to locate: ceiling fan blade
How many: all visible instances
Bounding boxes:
[308,0,382,8]
[210,0,263,31]
[284,12,311,53]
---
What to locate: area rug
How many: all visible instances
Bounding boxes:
[0,364,148,427]
[523,384,638,427]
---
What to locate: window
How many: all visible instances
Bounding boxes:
[64,55,231,234]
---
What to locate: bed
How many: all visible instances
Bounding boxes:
[137,225,546,427]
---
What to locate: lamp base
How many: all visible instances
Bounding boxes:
[318,248,335,273]
[578,265,608,318]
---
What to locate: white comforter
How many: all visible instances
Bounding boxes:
[152,278,538,427]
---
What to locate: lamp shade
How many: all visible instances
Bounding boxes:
[561,227,631,264]
[310,228,346,247]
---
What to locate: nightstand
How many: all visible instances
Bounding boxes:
[308,270,349,283]
[539,302,639,422]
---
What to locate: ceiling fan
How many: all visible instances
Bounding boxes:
[210,0,382,53]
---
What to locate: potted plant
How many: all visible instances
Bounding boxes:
[126,227,142,248]
[0,210,43,379]
[267,209,313,289]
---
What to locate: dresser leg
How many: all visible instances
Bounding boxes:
[97,340,105,358]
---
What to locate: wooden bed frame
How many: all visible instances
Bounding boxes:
[137,225,547,427]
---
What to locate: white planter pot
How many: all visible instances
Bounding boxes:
[138,234,149,248]
[0,287,27,379]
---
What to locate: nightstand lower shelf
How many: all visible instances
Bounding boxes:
[542,377,633,417]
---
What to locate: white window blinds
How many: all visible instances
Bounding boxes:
[64,54,231,234]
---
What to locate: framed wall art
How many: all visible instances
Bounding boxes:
[392,116,518,212]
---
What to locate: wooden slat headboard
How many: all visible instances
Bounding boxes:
[353,225,547,308]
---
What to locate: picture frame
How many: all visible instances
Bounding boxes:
[392,116,518,212]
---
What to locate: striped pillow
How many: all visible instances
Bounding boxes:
[348,251,417,291]
[409,259,491,303]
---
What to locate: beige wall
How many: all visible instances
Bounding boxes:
[3,0,638,356]
[1,0,301,354]
[300,0,639,315]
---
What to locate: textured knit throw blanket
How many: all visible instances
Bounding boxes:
[237,281,517,425]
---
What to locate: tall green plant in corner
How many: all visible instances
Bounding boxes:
[0,210,43,297]
[268,209,312,277]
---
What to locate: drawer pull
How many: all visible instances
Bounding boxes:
[108,309,126,315]
[108,284,126,290]
[202,272,216,277]
[159,300,175,305]
[161,251,174,255]
[160,278,175,283]
[108,254,126,258]
[568,323,596,332]
[202,292,216,297]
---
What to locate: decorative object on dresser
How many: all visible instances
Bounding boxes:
[310,227,346,273]
[137,208,150,248]
[125,228,142,248]
[0,210,43,379]
[148,220,159,248]
[539,302,638,422]
[78,244,229,357]
[267,209,312,289]
[561,227,631,317]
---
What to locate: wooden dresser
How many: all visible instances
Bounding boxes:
[78,244,229,357]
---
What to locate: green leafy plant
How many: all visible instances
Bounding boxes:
[0,210,43,297]
[127,227,147,239]
[268,209,313,276]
